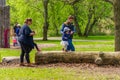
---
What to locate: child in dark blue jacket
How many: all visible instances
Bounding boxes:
[61,27,70,52]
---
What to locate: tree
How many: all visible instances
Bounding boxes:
[83,0,112,37]
[63,0,83,36]
[43,0,49,40]
[114,0,120,51]
[72,3,83,36]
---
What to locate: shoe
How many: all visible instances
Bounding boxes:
[26,63,35,67]
[62,48,64,51]
[65,50,68,52]
[19,63,25,66]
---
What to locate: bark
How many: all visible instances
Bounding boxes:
[84,7,93,37]
[50,2,59,36]
[0,3,10,48]
[114,0,120,51]
[43,0,49,41]
[85,18,98,37]
[63,0,82,5]
[0,0,6,6]
[104,0,113,5]
[35,51,120,65]
[73,5,82,36]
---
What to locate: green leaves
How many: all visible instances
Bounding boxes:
[7,0,113,37]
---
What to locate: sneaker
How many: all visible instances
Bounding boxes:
[65,50,68,52]
[26,63,35,67]
[62,48,64,51]
[19,63,25,66]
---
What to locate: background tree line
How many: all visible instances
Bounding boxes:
[7,0,113,40]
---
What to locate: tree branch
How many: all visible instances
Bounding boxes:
[62,0,82,5]
[104,0,113,5]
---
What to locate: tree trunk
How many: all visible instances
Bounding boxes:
[73,5,82,36]
[50,2,59,36]
[84,7,93,37]
[85,18,98,37]
[114,0,120,51]
[54,23,59,36]
[0,0,6,6]
[43,0,49,41]
[0,0,10,48]
[35,51,120,65]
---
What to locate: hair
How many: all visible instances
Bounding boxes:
[24,18,32,24]
[68,15,74,20]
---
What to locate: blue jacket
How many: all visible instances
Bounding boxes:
[62,33,70,41]
[15,27,21,36]
[18,24,34,48]
[60,23,75,39]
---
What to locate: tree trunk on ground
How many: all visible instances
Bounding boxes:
[114,0,120,51]
[73,5,82,37]
[43,0,49,41]
[35,51,120,65]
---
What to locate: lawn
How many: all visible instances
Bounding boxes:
[0,66,120,80]
[0,35,118,80]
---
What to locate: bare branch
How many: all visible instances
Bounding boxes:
[62,0,82,5]
[104,0,113,5]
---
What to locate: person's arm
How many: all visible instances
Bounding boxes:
[71,25,76,34]
[24,27,35,36]
[63,34,69,40]
[30,32,35,36]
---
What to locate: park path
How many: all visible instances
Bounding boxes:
[34,37,113,42]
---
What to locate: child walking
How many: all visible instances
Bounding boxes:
[12,34,17,46]
[61,27,70,52]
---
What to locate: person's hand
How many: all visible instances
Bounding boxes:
[64,37,67,39]
[70,31,74,34]
[37,48,41,52]
[30,32,35,36]
[32,30,35,33]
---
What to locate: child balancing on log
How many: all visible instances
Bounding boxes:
[32,31,41,52]
[61,27,70,52]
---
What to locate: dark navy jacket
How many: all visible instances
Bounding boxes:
[15,27,21,36]
[62,33,70,41]
[60,23,75,39]
[18,24,34,48]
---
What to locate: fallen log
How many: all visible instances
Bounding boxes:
[2,56,27,64]
[35,51,120,65]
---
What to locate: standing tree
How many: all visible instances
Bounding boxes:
[0,0,10,48]
[114,0,120,51]
[43,0,49,40]
[63,0,83,36]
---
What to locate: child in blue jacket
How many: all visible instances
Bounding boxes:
[61,27,70,52]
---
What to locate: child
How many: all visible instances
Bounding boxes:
[32,31,41,52]
[34,42,41,52]
[12,34,17,46]
[61,27,70,52]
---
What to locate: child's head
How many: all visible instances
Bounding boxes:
[17,24,21,27]
[64,27,70,34]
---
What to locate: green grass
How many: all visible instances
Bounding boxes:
[74,35,114,40]
[3,36,115,61]
[0,67,119,80]
[0,35,117,80]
